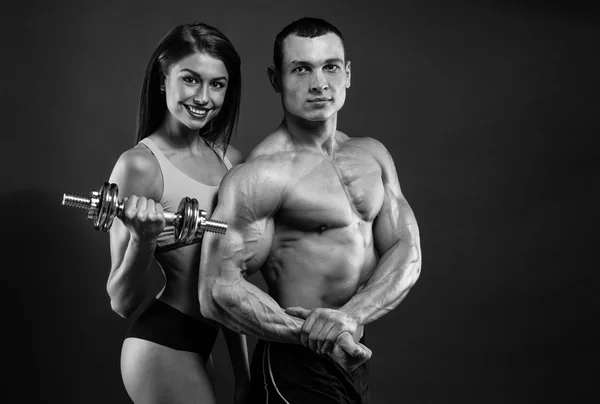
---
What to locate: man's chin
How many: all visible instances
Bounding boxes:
[284,105,340,123]
[301,109,337,122]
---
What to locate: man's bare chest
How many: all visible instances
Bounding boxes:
[277,154,385,229]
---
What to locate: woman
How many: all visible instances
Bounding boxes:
[106,22,249,403]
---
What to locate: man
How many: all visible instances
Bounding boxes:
[199,17,421,403]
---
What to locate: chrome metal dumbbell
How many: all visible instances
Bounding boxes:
[61,182,227,243]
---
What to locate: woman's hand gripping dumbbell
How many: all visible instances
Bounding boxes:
[61,182,227,244]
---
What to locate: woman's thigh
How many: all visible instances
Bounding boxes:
[121,337,216,404]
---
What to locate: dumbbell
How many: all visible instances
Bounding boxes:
[61,182,227,243]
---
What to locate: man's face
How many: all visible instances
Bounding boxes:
[277,33,351,122]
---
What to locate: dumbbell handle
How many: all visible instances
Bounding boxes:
[62,192,228,236]
[62,193,174,225]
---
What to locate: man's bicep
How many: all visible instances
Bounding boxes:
[207,163,280,275]
[373,144,419,255]
[374,185,418,254]
[209,202,274,279]
[199,200,273,317]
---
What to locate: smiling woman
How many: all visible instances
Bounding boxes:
[163,53,229,130]
[104,22,249,404]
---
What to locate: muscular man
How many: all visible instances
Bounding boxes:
[199,17,421,403]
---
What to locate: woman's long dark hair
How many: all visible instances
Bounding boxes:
[136,22,241,154]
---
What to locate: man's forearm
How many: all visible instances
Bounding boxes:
[202,277,303,344]
[340,231,421,326]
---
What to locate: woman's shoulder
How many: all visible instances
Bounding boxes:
[224,144,244,166]
[108,142,162,199]
[116,143,160,175]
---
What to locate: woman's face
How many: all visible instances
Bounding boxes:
[163,51,229,132]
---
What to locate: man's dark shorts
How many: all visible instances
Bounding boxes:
[249,337,370,404]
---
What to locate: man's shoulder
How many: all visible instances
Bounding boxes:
[247,131,294,159]
[340,133,397,178]
[225,143,294,186]
[341,132,390,156]
[219,142,294,208]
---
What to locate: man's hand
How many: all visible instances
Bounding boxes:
[330,332,372,372]
[286,306,371,371]
[285,306,359,354]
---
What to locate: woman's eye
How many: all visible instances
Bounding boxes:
[182,76,198,84]
[211,82,226,89]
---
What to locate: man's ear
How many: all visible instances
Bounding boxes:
[267,66,282,93]
[345,61,351,89]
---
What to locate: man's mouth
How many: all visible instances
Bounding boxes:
[184,104,210,118]
[308,97,332,103]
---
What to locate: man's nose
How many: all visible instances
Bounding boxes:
[310,71,328,92]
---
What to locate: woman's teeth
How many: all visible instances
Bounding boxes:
[186,105,208,117]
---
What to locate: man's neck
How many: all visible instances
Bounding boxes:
[283,112,338,156]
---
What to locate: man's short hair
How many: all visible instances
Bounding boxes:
[273,17,346,71]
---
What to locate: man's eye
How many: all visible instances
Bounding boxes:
[325,64,340,72]
[293,66,309,73]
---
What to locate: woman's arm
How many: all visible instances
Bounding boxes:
[106,146,164,318]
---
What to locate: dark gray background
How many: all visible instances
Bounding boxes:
[1,0,597,402]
